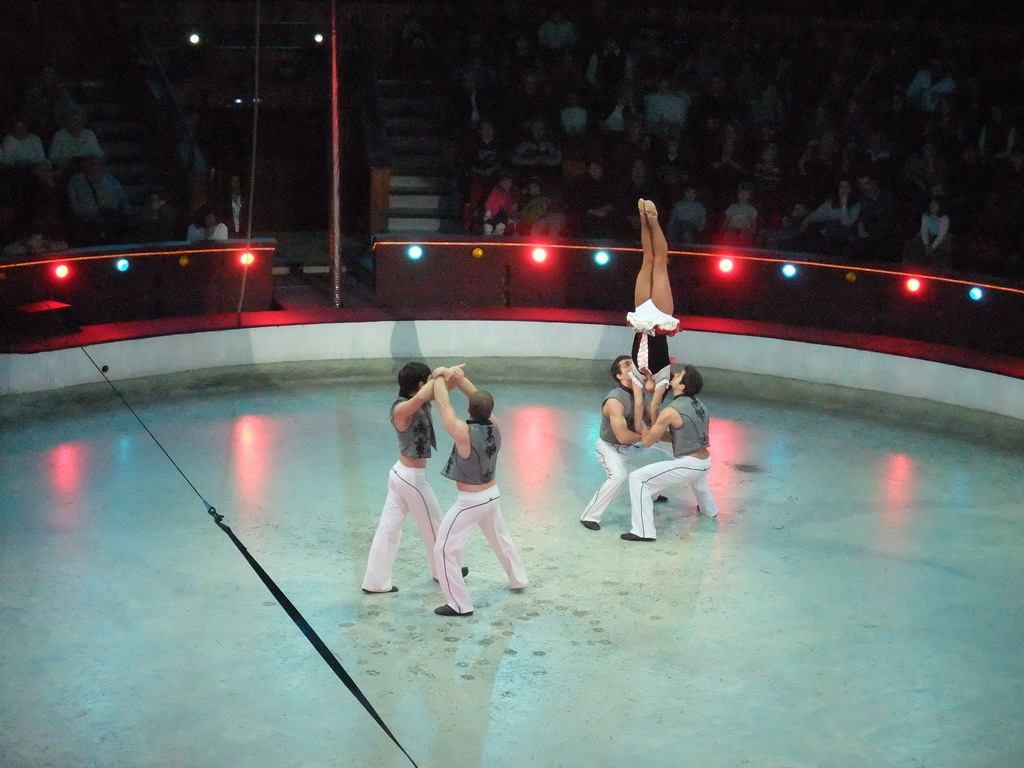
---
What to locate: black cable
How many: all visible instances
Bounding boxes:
[76,344,420,768]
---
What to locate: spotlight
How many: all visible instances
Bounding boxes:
[313,33,324,44]
[845,271,857,282]
[240,252,255,266]
[233,98,244,105]
[115,258,129,272]
[407,245,423,260]
[717,258,734,273]
[594,250,610,266]
[781,263,797,278]
[531,248,547,263]
[54,264,70,279]
[188,32,201,45]
[471,247,483,258]
[179,256,190,267]
[905,277,922,293]
[969,286,983,301]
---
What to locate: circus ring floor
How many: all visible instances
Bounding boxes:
[1,315,1022,768]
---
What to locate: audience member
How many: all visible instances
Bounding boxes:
[573,159,618,238]
[66,155,129,245]
[667,185,707,245]
[800,179,861,254]
[643,77,690,140]
[1,232,69,261]
[509,118,563,173]
[186,204,229,242]
[906,196,954,268]
[847,172,898,262]
[133,190,178,242]
[2,119,46,167]
[719,182,759,246]
[537,9,578,54]
[519,176,565,237]
[48,110,103,173]
[482,172,519,236]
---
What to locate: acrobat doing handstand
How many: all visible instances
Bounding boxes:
[628,198,679,393]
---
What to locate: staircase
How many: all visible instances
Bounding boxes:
[377,79,460,234]
[76,80,180,213]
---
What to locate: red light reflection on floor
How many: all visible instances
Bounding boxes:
[230,415,272,524]
[706,417,749,516]
[47,442,86,530]
[875,453,917,552]
[502,405,566,512]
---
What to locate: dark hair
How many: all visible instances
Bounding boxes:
[193,204,217,226]
[397,362,431,398]
[680,364,704,396]
[468,390,494,421]
[611,355,631,380]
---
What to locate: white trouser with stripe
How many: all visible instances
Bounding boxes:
[628,455,718,539]
[434,486,528,614]
[362,462,441,591]
[581,438,673,524]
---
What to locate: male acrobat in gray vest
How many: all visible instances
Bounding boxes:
[622,364,720,541]
[431,366,528,616]
[361,362,472,594]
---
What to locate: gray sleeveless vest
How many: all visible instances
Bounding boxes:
[442,421,500,484]
[668,396,710,457]
[599,387,635,445]
[391,397,436,459]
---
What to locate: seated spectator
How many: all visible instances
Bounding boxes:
[719,182,759,246]
[559,91,589,137]
[903,142,949,202]
[572,159,618,239]
[903,197,953,269]
[49,110,103,173]
[537,9,578,55]
[187,204,229,242]
[133,190,178,242]
[225,175,247,237]
[66,154,129,245]
[506,71,554,138]
[482,172,519,236]
[748,83,789,137]
[22,66,64,138]
[598,80,641,134]
[667,185,707,245]
[1,118,46,168]
[865,131,896,185]
[585,34,634,96]
[1,232,68,261]
[759,202,810,251]
[800,179,861,254]
[643,77,690,140]
[447,70,500,140]
[519,177,565,237]
[706,119,748,192]
[906,57,956,114]
[459,121,504,232]
[606,116,650,178]
[509,118,563,173]
[651,136,686,201]
[846,173,898,262]
[977,105,1017,162]
[619,157,659,237]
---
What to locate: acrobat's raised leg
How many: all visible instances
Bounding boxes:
[644,199,673,316]
[629,200,676,392]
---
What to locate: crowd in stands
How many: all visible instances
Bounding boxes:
[0,67,241,261]
[391,1,1024,278]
